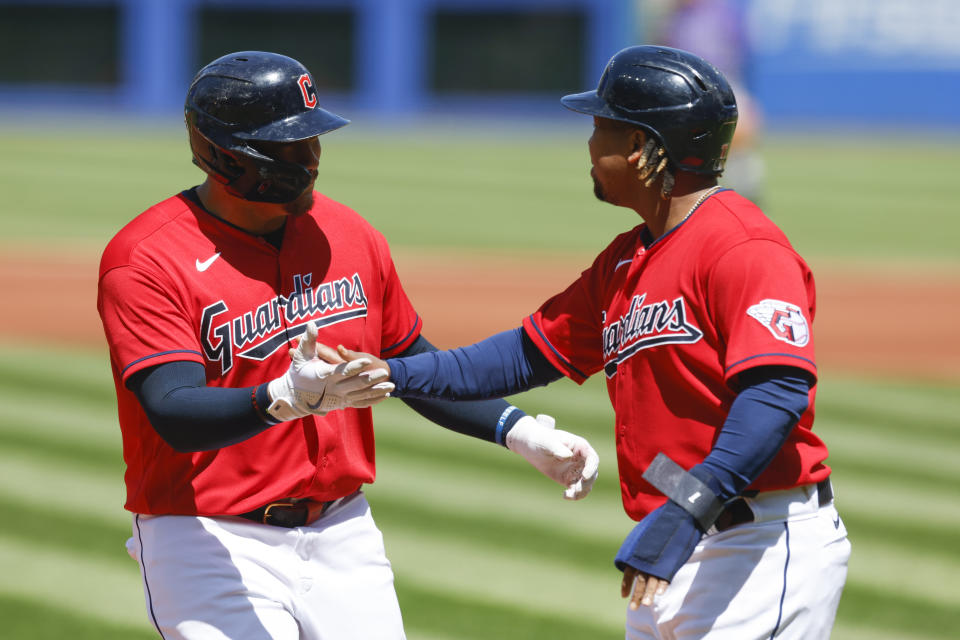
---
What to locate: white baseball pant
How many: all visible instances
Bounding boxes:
[625,482,850,639]
[126,491,405,640]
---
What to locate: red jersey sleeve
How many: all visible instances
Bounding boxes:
[98,265,204,383]
[373,233,421,358]
[523,264,609,384]
[707,239,818,385]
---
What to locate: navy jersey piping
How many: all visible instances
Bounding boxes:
[122,350,204,377]
[382,315,422,355]
[526,316,589,380]
[725,353,816,375]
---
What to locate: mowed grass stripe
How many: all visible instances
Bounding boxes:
[837,580,960,639]
[824,426,960,491]
[382,524,624,631]
[369,460,631,542]
[815,391,960,444]
[0,535,149,631]
[368,493,615,573]
[829,476,960,531]
[0,353,116,410]
[829,456,960,494]
[841,535,960,609]
[0,450,126,524]
[396,579,620,640]
[833,623,946,640]
[0,386,119,447]
[0,493,132,562]
[0,342,111,383]
[0,594,157,640]
[0,423,121,473]
[370,411,622,502]
[839,510,960,563]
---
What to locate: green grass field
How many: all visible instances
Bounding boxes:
[0,121,958,638]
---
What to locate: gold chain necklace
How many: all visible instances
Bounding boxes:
[679,185,722,225]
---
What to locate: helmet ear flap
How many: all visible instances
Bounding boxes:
[188,124,242,185]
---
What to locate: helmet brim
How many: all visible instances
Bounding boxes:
[241,107,350,142]
[561,91,635,126]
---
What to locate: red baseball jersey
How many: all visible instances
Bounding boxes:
[523,189,830,520]
[98,190,421,516]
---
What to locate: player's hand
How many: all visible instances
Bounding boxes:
[315,342,395,410]
[537,414,600,500]
[266,323,393,422]
[614,500,702,606]
[506,414,599,499]
[334,344,391,378]
[621,567,669,610]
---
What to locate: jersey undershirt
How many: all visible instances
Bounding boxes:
[522,189,830,519]
[98,188,422,516]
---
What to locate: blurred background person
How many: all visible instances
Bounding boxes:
[644,0,766,204]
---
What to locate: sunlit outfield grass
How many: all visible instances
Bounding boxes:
[0,121,958,638]
[2,120,959,265]
[0,343,958,639]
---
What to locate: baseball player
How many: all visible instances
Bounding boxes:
[331,46,851,639]
[97,51,598,640]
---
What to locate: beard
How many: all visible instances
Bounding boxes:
[591,170,607,202]
[284,188,315,216]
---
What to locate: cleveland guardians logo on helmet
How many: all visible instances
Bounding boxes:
[184,51,350,203]
[561,45,738,175]
[298,74,318,109]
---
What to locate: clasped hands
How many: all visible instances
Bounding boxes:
[265,321,395,422]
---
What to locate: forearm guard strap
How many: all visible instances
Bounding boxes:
[642,453,725,531]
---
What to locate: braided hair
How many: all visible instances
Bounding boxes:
[636,138,675,200]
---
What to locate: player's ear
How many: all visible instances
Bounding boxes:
[627,129,647,166]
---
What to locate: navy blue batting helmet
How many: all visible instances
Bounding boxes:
[562,46,738,175]
[185,51,349,203]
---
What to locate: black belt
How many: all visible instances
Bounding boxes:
[714,478,833,533]
[237,490,360,528]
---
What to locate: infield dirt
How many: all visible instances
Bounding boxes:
[2,248,957,383]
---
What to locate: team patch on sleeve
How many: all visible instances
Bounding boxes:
[746,299,810,347]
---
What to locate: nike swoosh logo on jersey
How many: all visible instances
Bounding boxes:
[614,258,632,271]
[196,252,221,272]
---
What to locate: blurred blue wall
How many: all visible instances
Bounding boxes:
[0,0,633,116]
[1,0,958,128]
[744,0,960,128]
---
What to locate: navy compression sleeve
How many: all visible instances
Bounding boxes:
[129,332,557,453]
[695,366,814,500]
[128,361,274,452]
[396,334,559,445]
[388,328,563,400]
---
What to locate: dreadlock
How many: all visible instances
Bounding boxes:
[636,138,675,199]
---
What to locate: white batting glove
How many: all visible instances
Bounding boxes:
[266,322,394,422]
[506,414,599,500]
[535,414,600,500]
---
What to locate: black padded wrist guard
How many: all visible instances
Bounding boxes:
[642,453,725,531]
